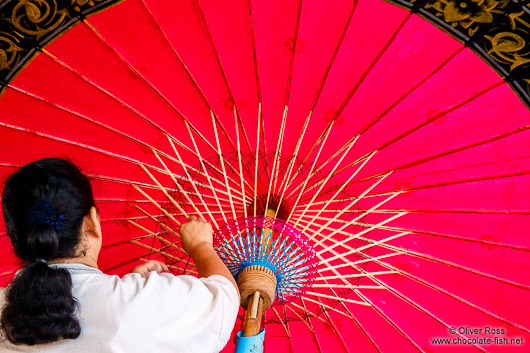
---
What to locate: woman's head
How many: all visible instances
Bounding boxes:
[2,158,96,263]
[1,158,96,345]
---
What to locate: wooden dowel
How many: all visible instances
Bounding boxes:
[243,291,263,337]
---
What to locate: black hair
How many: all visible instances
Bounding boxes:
[1,158,95,345]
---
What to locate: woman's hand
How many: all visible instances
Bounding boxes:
[179,215,214,257]
[179,216,238,293]
[132,260,169,278]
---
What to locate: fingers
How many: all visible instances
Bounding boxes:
[131,260,170,278]
[187,215,210,224]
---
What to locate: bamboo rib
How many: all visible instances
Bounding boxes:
[152,150,206,220]
[368,247,530,333]
[128,203,182,238]
[304,291,372,306]
[310,171,393,240]
[312,250,373,307]
[264,105,288,219]
[315,135,361,177]
[284,303,326,328]
[286,302,328,325]
[301,220,407,266]
[316,212,408,259]
[296,216,397,237]
[311,284,385,289]
[273,111,313,219]
[352,289,428,352]
[167,136,219,224]
[304,211,530,253]
[379,243,530,291]
[114,1,239,154]
[317,253,402,273]
[311,295,353,353]
[152,149,250,202]
[315,271,398,281]
[312,213,423,353]
[126,220,187,254]
[291,135,359,230]
[211,110,238,220]
[299,295,355,319]
[129,239,189,266]
[234,106,248,220]
[83,19,232,160]
[284,122,334,202]
[286,134,359,202]
[355,232,410,253]
[38,51,198,161]
[131,184,181,226]
[284,122,335,226]
[161,134,250,201]
[342,260,489,351]
[313,228,504,349]
[253,104,261,219]
[139,163,189,218]
[297,299,326,352]
[310,190,403,249]
[194,0,253,155]
[272,106,289,193]
[271,306,291,338]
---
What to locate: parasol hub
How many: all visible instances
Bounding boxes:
[237,265,277,310]
[214,216,317,305]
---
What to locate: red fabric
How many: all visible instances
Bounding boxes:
[0,0,529,351]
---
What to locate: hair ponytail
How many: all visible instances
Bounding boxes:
[1,263,80,345]
[1,158,95,345]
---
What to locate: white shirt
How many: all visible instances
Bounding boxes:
[0,264,239,353]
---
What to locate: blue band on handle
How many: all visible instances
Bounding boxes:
[234,329,265,353]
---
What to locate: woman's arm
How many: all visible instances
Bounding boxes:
[180,216,239,293]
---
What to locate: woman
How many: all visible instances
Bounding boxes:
[0,158,240,352]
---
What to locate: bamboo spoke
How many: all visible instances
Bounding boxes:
[317,253,403,273]
[291,135,359,230]
[368,249,530,332]
[311,284,385,289]
[271,306,291,338]
[284,123,335,225]
[129,240,189,266]
[300,295,355,318]
[127,220,186,254]
[316,212,408,259]
[264,105,288,218]
[274,111,312,218]
[306,171,393,242]
[315,271,397,281]
[153,150,205,220]
[287,302,327,325]
[150,149,249,202]
[131,184,181,226]
[139,163,189,218]
[304,291,373,306]
[211,111,238,220]
[253,104,261,219]
[234,106,248,220]
[379,243,530,291]
[167,136,219,225]
[308,189,403,249]
[128,203,182,238]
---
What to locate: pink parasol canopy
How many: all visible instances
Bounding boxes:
[0,0,529,352]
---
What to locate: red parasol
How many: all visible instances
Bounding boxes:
[0,0,529,352]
